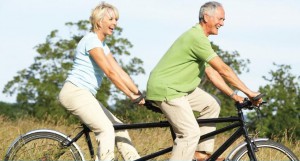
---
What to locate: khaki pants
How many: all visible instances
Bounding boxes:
[155,87,220,161]
[58,82,140,161]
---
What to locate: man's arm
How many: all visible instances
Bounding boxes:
[205,66,244,102]
[207,56,261,104]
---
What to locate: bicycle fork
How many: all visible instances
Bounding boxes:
[239,110,258,161]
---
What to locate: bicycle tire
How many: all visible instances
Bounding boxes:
[4,129,84,161]
[231,140,299,161]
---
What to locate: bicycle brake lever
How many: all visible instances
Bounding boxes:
[258,101,267,107]
[253,101,267,109]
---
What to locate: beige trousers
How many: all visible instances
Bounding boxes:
[58,82,140,161]
[155,87,220,161]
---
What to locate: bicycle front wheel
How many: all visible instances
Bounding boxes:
[4,129,84,161]
[232,140,298,161]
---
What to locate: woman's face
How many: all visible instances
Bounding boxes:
[98,9,118,37]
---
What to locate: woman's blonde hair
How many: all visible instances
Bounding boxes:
[90,2,119,31]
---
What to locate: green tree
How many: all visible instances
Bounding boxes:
[0,101,27,119]
[2,20,144,120]
[248,63,300,140]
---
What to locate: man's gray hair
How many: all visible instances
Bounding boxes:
[199,1,222,22]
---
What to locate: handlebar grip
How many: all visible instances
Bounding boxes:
[235,98,252,109]
[253,93,265,101]
[236,93,266,109]
[132,94,145,104]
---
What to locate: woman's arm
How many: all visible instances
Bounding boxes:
[106,53,140,95]
[89,47,138,100]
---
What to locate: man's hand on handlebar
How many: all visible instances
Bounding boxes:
[235,93,265,109]
[248,92,263,106]
[232,92,263,107]
[231,94,245,104]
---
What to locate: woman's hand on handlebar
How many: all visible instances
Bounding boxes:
[130,93,145,105]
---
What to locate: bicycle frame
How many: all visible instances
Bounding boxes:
[66,107,258,161]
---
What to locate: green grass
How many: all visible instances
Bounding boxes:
[1,115,299,160]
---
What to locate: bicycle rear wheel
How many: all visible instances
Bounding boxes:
[4,129,84,161]
[232,140,298,161]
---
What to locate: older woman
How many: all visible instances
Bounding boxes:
[59,2,143,161]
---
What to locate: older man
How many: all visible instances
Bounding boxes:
[146,1,261,161]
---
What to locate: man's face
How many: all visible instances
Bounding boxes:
[205,6,225,35]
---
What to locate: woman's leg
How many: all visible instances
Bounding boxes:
[59,82,115,161]
[100,103,140,160]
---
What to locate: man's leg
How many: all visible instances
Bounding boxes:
[157,96,201,161]
[187,87,221,154]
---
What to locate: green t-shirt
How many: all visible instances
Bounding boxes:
[146,24,217,101]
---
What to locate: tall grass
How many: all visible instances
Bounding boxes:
[1,115,299,160]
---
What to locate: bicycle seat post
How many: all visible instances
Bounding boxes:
[169,127,176,141]
[81,124,95,159]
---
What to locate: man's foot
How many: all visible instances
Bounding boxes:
[194,151,224,161]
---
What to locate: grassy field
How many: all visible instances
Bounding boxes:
[1,115,299,160]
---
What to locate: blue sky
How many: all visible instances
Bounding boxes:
[1,0,299,103]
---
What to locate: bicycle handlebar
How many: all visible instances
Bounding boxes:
[253,93,265,101]
[132,91,145,104]
[235,93,266,110]
[143,93,266,113]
